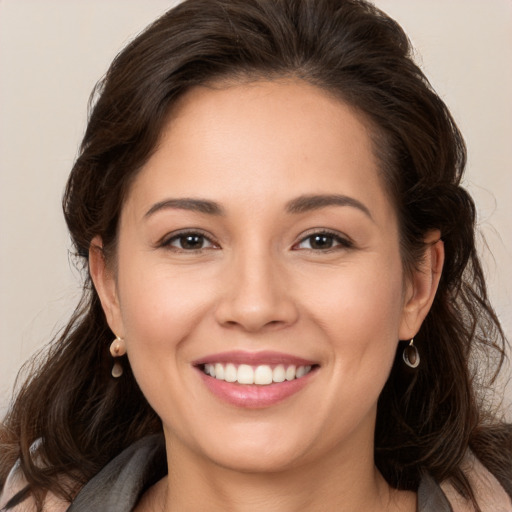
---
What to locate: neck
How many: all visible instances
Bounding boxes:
[156,429,414,512]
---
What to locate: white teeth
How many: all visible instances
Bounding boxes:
[273,364,286,383]
[285,365,296,381]
[237,364,254,384]
[204,364,216,377]
[225,363,237,382]
[254,365,273,385]
[214,363,224,380]
[296,365,311,378]
[203,363,313,385]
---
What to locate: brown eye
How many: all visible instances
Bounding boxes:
[308,234,336,249]
[295,232,352,251]
[164,232,217,251]
[177,234,206,250]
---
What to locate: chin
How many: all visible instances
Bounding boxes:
[206,443,309,474]
[175,421,318,474]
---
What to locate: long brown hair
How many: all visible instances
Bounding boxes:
[1,0,510,509]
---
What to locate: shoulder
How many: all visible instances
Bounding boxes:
[440,452,512,512]
[2,435,165,512]
[68,434,166,511]
[0,461,69,512]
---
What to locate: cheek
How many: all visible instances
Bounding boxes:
[301,256,404,405]
[302,255,404,341]
[116,256,216,364]
[115,260,219,423]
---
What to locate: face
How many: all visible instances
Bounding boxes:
[93,80,437,475]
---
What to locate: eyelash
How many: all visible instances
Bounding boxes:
[160,230,219,253]
[160,229,353,254]
[292,230,354,252]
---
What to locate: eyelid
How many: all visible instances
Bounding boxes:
[157,228,353,253]
[159,228,220,251]
[292,228,354,251]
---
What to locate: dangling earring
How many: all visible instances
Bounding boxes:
[403,338,420,369]
[110,336,126,378]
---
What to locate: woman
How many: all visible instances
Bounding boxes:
[1,0,510,510]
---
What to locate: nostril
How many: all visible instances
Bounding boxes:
[213,282,300,332]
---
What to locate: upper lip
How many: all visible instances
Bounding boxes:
[192,350,318,367]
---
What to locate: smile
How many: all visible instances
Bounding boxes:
[194,351,319,408]
[202,363,313,385]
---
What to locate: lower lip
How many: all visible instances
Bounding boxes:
[197,368,317,408]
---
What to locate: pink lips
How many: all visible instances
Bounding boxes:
[193,351,319,409]
[193,350,316,367]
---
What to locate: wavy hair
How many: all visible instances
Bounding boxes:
[1,1,510,510]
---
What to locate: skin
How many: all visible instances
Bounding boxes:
[90,80,444,511]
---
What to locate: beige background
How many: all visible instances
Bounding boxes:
[1,0,511,418]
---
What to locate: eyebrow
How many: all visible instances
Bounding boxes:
[144,194,372,220]
[144,198,225,218]
[285,194,373,220]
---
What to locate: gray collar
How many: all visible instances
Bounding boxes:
[68,435,452,512]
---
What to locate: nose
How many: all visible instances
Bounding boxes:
[214,247,299,333]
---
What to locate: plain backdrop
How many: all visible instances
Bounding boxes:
[1,0,511,419]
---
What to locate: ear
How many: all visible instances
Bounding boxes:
[89,235,124,338]
[399,230,444,340]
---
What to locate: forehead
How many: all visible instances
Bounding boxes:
[123,79,394,225]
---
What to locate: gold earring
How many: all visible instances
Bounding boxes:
[110,336,126,378]
[403,338,420,369]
